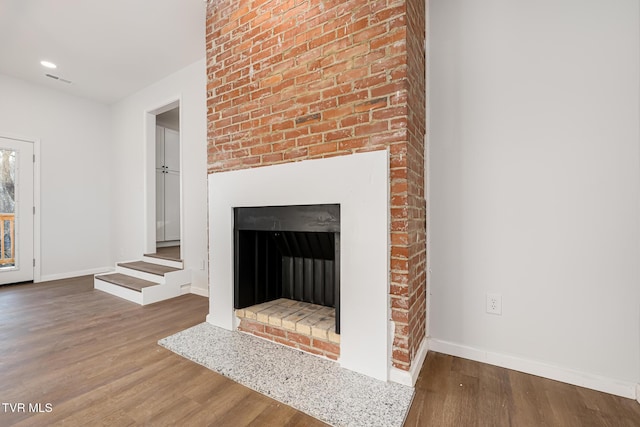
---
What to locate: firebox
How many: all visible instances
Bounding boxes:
[234,204,340,333]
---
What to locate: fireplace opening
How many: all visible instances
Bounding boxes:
[234,204,340,334]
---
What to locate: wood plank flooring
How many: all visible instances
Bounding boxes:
[406,351,640,426]
[95,273,157,291]
[0,276,638,426]
[117,261,180,276]
[150,245,181,261]
[0,277,326,427]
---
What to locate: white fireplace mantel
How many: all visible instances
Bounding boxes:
[207,150,390,381]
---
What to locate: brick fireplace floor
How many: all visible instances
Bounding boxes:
[236,298,340,360]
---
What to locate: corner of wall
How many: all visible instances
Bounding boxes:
[190,286,209,297]
[389,335,429,386]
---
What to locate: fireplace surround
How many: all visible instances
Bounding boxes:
[208,150,390,381]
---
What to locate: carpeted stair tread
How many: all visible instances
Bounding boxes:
[96,273,157,292]
[118,261,180,276]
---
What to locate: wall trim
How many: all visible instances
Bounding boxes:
[40,267,112,283]
[143,97,182,256]
[190,286,208,297]
[636,384,639,404]
[424,0,432,342]
[429,338,636,399]
[389,335,429,386]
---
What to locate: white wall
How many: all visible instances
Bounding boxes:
[111,59,208,293]
[157,108,180,131]
[429,0,640,397]
[0,74,112,280]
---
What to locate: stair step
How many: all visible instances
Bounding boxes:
[143,252,183,263]
[95,254,190,306]
[141,254,183,269]
[117,261,180,276]
[95,273,157,292]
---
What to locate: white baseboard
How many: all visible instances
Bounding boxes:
[429,338,636,400]
[40,267,113,283]
[190,286,209,297]
[636,384,640,404]
[205,313,216,326]
[389,336,429,387]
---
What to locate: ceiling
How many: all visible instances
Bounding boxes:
[0,0,206,105]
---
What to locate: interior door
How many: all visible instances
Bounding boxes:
[163,127,180,241]
[155,126,180,243]
[0,137,34,285]
[156,168,165,241]
[163,170,180,240]
[155,126,166,241]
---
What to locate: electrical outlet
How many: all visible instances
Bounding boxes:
[486,293,502,315]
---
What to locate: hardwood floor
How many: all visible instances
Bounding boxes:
[1,277,639,426]
[406,352,640,426]
[155,245,181,260]
[0,277,326,427]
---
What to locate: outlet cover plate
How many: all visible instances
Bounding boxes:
[486,293,502,315]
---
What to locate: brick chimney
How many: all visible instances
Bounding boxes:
[206,0,426,374]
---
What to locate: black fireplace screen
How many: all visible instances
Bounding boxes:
[234,204,340,333]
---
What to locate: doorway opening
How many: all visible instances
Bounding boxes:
[144,100,182,262]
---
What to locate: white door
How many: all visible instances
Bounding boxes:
[155,168,166,241]
[163,128,180,171]
[163,170,180,240]
[0,137,34,285]
[155,126,181,242]
[155,126,166,241]
[163,127,180,241]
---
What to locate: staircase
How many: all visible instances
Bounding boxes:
[94,254,191,305]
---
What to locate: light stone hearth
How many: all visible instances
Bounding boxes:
[159,323,414,427]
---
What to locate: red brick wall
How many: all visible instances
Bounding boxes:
[405,0,426,370]
[238,319,340,360]
[206,0,426,372]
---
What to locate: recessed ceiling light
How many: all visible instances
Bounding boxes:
[40,60,57,69]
